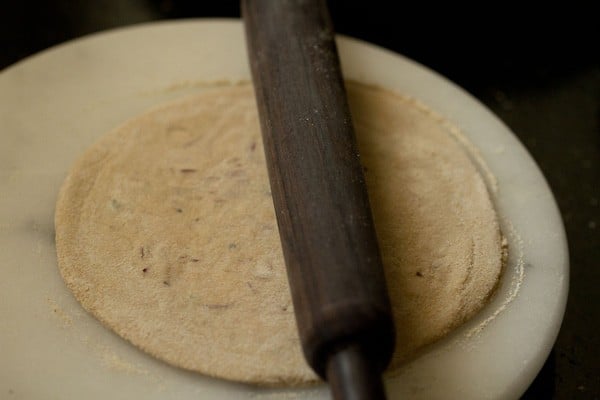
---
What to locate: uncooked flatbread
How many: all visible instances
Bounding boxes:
[55,82,504,385]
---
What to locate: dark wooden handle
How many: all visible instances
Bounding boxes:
[242,1,395,398]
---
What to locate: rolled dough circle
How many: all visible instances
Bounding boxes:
[55,82,504,385]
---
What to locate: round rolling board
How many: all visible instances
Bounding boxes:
[0,20,568,399]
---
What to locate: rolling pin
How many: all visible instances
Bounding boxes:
[242,1,395,399]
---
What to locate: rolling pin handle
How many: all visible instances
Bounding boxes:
[327,343,388,400]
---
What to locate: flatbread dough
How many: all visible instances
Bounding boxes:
[55,82,504,385]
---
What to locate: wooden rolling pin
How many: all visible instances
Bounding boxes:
[242,1,395,399]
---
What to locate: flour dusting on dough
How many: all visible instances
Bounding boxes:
[467,219,522,338]
[55,82,504,385]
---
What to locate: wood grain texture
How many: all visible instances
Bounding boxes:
[242,0,395,392]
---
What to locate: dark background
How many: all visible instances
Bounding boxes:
[2,1,598,398]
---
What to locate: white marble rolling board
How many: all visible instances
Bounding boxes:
[0,20,568,399]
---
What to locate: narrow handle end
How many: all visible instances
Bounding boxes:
[326,343,388,400]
